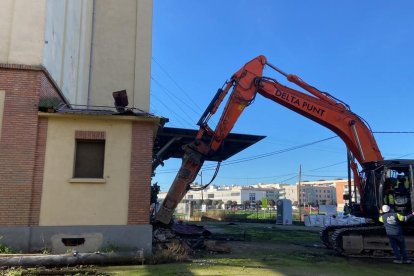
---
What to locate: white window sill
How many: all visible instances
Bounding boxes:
[69,178,106,184]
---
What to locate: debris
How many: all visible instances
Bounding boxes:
[153,228,176,242]
[152,222,232,257]
[204,240,231,253]
[172,223,211,237]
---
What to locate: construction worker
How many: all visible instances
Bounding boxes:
[395,175,410,192]
[343,203,351,215]
[379,204,414,264]
[383,179,395,209]
[383,192,395,209]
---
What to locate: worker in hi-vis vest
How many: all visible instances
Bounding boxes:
[379,205,414,264]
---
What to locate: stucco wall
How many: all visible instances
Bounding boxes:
[0,0,46,65]
[40,116,132,226]
[133,0,153,111]
[89,0,152,111]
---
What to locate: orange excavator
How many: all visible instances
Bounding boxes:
[154,55,414,257]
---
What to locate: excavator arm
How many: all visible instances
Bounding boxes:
[154,55,383,225]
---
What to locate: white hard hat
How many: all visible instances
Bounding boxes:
[382,205,390,213]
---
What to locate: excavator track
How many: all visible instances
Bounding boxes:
[328,224,414,258]
[319,223,375,249]
[319,225,345,249]
[331,225,386,257]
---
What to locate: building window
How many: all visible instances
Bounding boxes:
[249,193,256,201]
[187,195,193,199]
[73,131,106,178]
[231,192,240,196]
[208,194,214,199]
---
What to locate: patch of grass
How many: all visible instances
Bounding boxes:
[246,228,318,242]
[0,236,16,254]
[101,251,414,276]
[208,223,318,244]
[101,244,123,253]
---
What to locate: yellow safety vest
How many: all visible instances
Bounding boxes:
[379,212,407,223]
[383,194,395,205]
[395,177,409,189]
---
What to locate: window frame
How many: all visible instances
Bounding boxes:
[71,131,106,182]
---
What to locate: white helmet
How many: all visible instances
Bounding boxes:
[382,205,390,213]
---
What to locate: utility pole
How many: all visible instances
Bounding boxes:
[347,149,353,205]
[297,164,302,222]
[199,171,203,202]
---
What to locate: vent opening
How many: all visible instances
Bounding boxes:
[61,238,85,246]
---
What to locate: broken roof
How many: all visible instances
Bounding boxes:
[153,127,265,163]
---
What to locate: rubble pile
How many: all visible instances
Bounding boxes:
[152,223,232,258]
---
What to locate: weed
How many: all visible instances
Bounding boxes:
[102,244,121,253]
[150,239,189,264]
[0,236,16,254]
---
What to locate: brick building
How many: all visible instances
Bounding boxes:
[0,0,160,254]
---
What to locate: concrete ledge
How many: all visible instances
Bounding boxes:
[0,225,152,256]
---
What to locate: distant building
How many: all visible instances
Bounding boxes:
[159,184,284,206]
[159,179,355,209]
[284,185,299,204]
[299,179,356,208]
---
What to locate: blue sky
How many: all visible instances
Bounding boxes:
[150,0,414,192]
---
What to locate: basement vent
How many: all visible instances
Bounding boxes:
[61,238,85,247]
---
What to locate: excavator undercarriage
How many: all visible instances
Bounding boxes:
[320,224,414,258]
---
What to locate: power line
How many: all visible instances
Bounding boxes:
[216,172,298,180]
[156,135,338,174]
[308,161,347,171]
[151,93,193,127]
[397,152,414,158]
[373,131,414,134]
[152,57,205,113]
[156,130,414,174]
[279,175,298,183]
[215,161,347,183]
[199,136,338,169]
[302,174,347,178]
[151,76,200,119]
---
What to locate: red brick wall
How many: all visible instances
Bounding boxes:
[29,117,48,225]
[75,130,106,140]
[128,122,154,224]
[0,67,57,226]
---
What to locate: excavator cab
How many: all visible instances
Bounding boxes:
[358,160,414,219]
